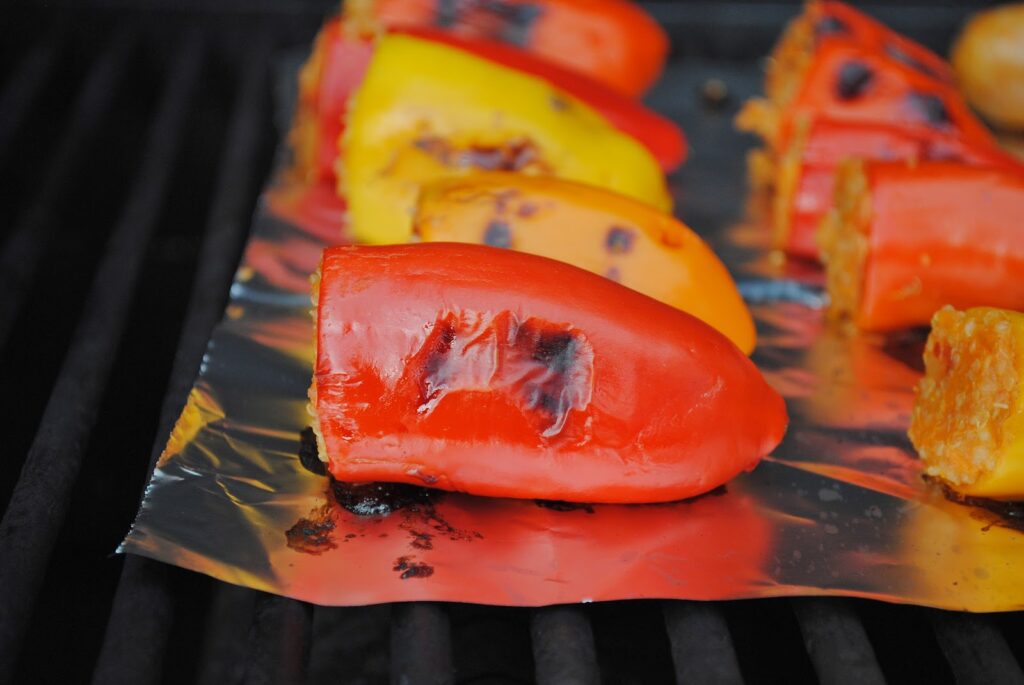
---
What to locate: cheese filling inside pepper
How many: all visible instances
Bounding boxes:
[341,34,670,244]
[910,306,1024,500]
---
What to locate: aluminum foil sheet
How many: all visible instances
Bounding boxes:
[118,44,1023,608]
[117,166,1024,611]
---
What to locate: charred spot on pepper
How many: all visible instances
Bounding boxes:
[435,0,458,27]
[393,555,435,579]
[605,226,637,254]
[549,93,570,112]
[884,42,942,81]
[835,61,874,100]
[534,499,595,514]
[814,15,848,37]
[415,136,548,173]
[528,329,578,374]
[298,426,327,476]
[927,476,1024,533]
[420,316,459,405]
[517,202,539,218]
[907,92,952,128]
[285,504,337,554]
[408,530,434,550]
[483,220,513,248]
[331,479,439,517]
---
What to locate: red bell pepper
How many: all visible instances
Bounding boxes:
[819,159,1024,331]
[741,1,983,152]
[774,119,1023,259]
[291,19,686,184]
[362,0,669,99]
[311,243,788,504]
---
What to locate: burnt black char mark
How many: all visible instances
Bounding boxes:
[436,0,458,27]
[907,92,952,128]
[929,477,1024,533]
[285,506,337,554]
[605,226,636,254]
[535,499,595,513]
[419,317,458,405]
[483,220,512,248]
[332,480,439,518]
[885,42,943,81]
[529,330,577,374]
[814,15,848,37]
[393,555,435,579]
[836,61,873,100]
[298,426,327,476]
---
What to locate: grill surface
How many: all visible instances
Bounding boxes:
[1,2,1023,683]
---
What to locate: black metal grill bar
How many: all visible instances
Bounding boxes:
[930,611,1024,685]
[531,605,600,685]
[792,598,885,685]
[0,33,200,682]
[196,585,260,685]
[0,36,59,169]
[0,33,131,350]
[240,594,313,685]
[390,603,454,685]
[663,601,743,684]
[91,32,272,685]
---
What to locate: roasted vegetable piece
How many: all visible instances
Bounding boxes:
[414,173,755,353]
[291,19,375,185]
[350,0,668,98]
[818,159,1024,332]
[952,4,1024,131]
[311,243,787,503]
[910,306,1024,500]
[342,34,670,244]
[768,118,1022,258]
[290,20,686,184]
[738,1,988,154]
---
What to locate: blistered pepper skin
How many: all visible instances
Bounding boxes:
[291,20,686,184]
[739,1,990,153]
[312,243,787,504]
[833,162,1024,331]
[414,172,755,354]
[362,0,668,98]
[776,119,1022,258]
[342,35,670,245]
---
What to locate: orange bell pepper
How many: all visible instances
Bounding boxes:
[311,243,788,503]
[290,19,686,185]
[818,159,1024,331]
[413,172,755,354]
[349,0,668,98]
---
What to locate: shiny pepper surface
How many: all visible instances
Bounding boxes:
[819,160,1024,332]
[341,35,670,244]
[738,1,995,153]
[292,20,686,185]
[357,0,669,98]
[311,243,787,503]
[414,172,755,354]
[773,118,1022,259]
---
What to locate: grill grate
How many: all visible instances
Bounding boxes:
[0,4,1022,684]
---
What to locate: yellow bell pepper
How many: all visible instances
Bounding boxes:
[340,34,671,244]
[414,172,755,354]
[909,305,1024,500]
